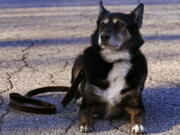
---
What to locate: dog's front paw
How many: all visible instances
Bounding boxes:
[79,124,92,133]
[132,124,146,134]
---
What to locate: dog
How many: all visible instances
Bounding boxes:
[71,1,147,134]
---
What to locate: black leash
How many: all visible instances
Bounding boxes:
[9,68,84,114]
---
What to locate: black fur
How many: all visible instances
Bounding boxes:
[71,2,147,133]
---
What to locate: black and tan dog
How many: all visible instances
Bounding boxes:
[72,1,147,134]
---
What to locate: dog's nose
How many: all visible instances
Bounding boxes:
[101,33,110,41]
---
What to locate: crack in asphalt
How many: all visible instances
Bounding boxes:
[38,49,61,57]
[0,107,10,132]
[22,53,29,68]
[9,42,36,77]
[45,60,69,85]
[0,73,13,94]
[0,41,74,133]
[0,72,13,131]
[61,61,69,72]
[6,73,13,90]
[0,42,35,132]
[50,61,69,78]
[0,90,10,132]
[64,117,76,134]
[0,73,14,132]
[20,43,38,72]
[22,42,34,53]
[109,120,131,135]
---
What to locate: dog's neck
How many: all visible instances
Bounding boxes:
[100,48,131,63]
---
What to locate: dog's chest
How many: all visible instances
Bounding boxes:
[95,61,131,105]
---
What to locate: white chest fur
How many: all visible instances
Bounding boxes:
[95,61,131,105]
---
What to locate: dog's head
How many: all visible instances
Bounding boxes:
[94,1,144,51]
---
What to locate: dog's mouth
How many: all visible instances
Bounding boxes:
[100,41,120,50]
[99,34,122,49]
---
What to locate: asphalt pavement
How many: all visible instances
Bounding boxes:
[0,0,180,135]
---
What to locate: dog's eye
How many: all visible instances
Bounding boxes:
[100,22,106,27]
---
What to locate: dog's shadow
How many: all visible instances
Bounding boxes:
[92,86,180,134]
[142,86,180,134]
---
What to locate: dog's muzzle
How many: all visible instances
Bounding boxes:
[101,32,110,42]
[99,32,120,49]
[99,32,111,47]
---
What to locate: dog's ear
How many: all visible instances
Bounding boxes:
[97,0,110,24]
[131,3,144,28]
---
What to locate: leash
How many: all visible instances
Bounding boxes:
[9,68,84,114]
